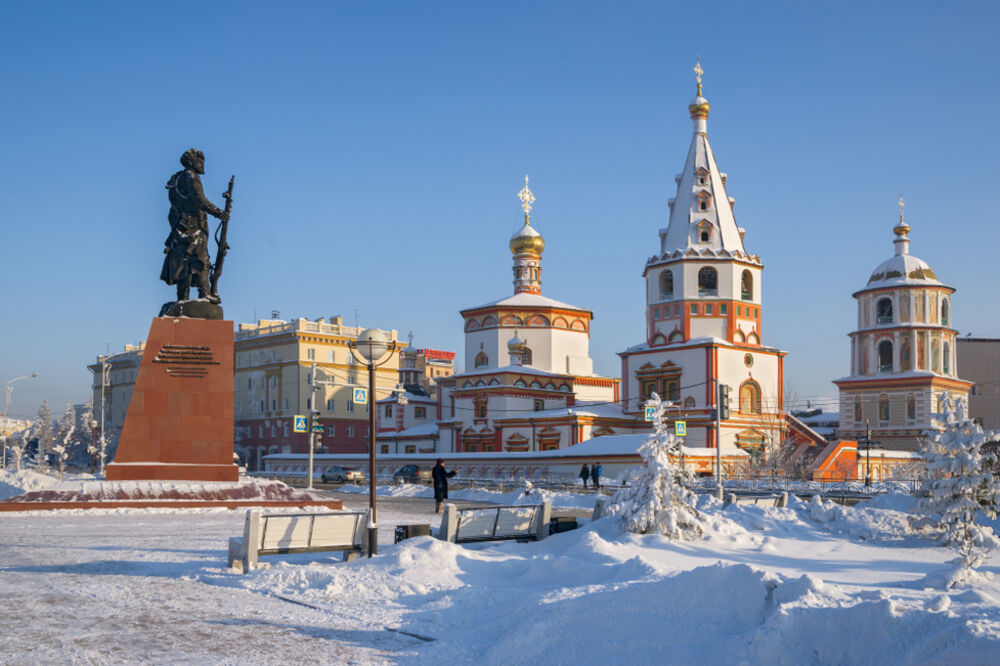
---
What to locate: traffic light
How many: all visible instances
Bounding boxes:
[310,410,323,433]
[718,384,731,420]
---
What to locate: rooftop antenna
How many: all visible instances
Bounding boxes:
[353,309,361,328]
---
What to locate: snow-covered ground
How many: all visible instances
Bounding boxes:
[1,471,999,664]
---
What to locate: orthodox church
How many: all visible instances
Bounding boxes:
[376,178,630,454]
[617,62,789,461]
[834,202,972,450]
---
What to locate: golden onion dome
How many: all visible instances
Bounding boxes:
[510,220,545,255]
[689,95,710,119]
[507,331,525,351]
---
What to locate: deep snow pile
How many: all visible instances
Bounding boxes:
[3,485,1000,663]
[0,468,73,499]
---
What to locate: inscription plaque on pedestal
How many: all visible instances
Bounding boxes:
[105,317,238,482]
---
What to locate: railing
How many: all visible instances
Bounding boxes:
[876,315,893,325]
[698,288,717,297]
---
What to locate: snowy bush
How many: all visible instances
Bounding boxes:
[605,393,702,539]
[918,395,1000,570]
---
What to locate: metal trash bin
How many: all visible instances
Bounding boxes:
[549,516,578,535]
[394,524,432,544]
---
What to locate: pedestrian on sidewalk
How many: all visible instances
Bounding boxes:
[433,458,457,513]
[592,462,603,490]
[579,463,591,489]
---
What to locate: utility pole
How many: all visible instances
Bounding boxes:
[714,378,722,499]
[308,362,318,490]
[99,360,109,476]
[861,419,876,489]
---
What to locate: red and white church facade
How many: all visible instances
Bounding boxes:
[376,177,631,455]
[618,70,789,462]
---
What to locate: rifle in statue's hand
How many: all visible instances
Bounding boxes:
[210,175,234,300]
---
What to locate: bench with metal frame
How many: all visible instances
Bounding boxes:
[438,501,551,544]
[228,508,370,572]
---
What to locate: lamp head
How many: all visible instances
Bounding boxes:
[354,328,389,362]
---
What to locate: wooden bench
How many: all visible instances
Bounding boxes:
[439,501,551,544]
[228,508,370,572]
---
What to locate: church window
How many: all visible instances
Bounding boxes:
[533,399,544,411]
[720,304,727,315]
[690,304,698,315]
[901,337,911,372]
[668,330,684,342]
[854,397,862,423]
[906,394,916,421]
[741,270,753,301]
[878,340,893,373]
[931,340,940,373]
[739,380,761,414]
[698,267,718,296]
[705,304,713,315]
[474,398,487,419]
[941,298,950,327]
[638,365,681,402]
[307,348,315,360]
[878,394,890,422]
[735,330,746,343]
[700,229,710,241]
[521,346,533,365]
[660,270,674,299]
[876,298,893,325]
[943,342,950,375]
[384,405,392,418]
[415,406,426,419]
[674,305,680,316]
[684,396,696,409]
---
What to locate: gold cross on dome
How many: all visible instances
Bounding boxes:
[518,175,535,217]
[693,56,704,95]
[898,195,905,221]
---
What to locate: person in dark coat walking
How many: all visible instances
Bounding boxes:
[433,458,457,513]
[592,462,603,490]
[579,463,591,489]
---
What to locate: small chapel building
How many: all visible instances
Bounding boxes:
[834,204,972,450]
[376,178,630,454]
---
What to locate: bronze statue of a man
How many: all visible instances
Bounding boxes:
[160,149,229,303]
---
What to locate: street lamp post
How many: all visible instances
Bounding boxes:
[2,373,38,469]
[348,329,397,558]
[861,419,877,489]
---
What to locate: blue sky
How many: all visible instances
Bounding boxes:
[2,1,998,419]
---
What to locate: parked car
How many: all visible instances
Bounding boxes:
[321,466,365,484]
[393,464,432,484]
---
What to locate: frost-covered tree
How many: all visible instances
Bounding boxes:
[52,402,76,480]
[34,400,54,467]
[918,395,1000,571]
[72,400,94,466]
[7,423,34,471]
[605,393,702,539]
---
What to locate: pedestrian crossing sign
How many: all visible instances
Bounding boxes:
[644,406,656,421]
[675,420,687,437]
[293,415,308,433]
[353,387,368,404]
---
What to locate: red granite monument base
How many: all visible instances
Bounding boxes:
[105,316,239,482]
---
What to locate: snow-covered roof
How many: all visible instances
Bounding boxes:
[465,292,587,313]
[454,364,567,379]
[380,422,440,438]
[861,253,945,291]
[376,390,436,405]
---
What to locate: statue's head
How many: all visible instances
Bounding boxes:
[180,148,206,175]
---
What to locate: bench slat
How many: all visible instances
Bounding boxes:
[309,514,361,548]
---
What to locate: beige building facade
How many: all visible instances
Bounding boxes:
[956,338,1000,431]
